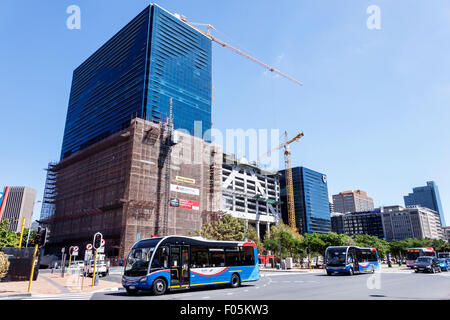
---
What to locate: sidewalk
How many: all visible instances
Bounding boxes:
[0,271,122,297]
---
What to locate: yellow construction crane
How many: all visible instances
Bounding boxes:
[257,132,304,229]
[174,14,303,87]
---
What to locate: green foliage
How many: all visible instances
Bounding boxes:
[387,238,450,258]
[263,222,304,259]
[195,214,263,252]
[17,228,37,247]
[0,219,19,248]
[0,251,10,279]
[351,234,389,258]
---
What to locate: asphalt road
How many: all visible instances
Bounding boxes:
[93,269,450,300]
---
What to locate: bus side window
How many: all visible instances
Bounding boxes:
[190,246,209,268]
[225,247,240,267]
[241,246,255,266]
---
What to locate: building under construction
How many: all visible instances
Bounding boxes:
[221,154,282,240]
[41,118,222,260]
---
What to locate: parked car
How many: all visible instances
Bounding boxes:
[71,261,85,270]
[438,258,448,271]
[414,257,441,273]
[83,260,109,277]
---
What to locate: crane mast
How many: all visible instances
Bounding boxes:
[284,131,297,230]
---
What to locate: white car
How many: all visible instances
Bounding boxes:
[83,260,109,277]
[71,261,85,270]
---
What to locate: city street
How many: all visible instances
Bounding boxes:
[84,269,450,300]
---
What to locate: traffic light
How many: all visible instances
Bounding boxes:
[93,232,103,250]
[34,227,48,246]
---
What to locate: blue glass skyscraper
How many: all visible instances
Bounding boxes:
[61,4,212,159]
[404,181,446,226]
[279,167,331,234]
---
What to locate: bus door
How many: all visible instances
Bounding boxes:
[170,245,190,288]
[349,247,359,272]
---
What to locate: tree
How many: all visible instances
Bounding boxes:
[263,222,304,259]
[16,228,37,247]
[352,234,389,258]
[0,219,19,248]
[194,214,263,252]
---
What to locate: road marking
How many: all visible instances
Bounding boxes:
[22,292,94,300]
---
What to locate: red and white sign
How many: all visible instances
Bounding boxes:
[86,243,93,250]
[170,184,200,196]
[170,198,199,211]
[101,239,105,247]
[73,246,79,252]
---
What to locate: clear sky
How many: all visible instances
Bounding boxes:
[0,0,449,225]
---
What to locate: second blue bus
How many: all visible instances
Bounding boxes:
[324,246,380,276]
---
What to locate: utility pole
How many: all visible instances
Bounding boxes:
[162,98,174,236]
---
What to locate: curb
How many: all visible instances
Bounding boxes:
[0,293,32,299]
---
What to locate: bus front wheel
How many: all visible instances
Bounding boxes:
[348,268,354,276]
[230,273,241,288]
[152,278,167,295]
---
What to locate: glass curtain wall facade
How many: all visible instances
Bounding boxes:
[60,4,212,160]
[280,167,331,234]
[404,181,446,226]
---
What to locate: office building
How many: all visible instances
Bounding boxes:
[60,4,212,160]
[42,118,222,260]
[442,226,450,242]
[404,181,446,226]
[279,167,331,234]
[221,155,281,240]
[332,190,374,214]
[0,186,37,232]
[331,209,384,239]
[382,205,443,241]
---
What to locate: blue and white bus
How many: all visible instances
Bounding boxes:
[324,246,380,276]
[122,236,259,295]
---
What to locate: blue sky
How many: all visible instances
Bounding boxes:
[0,0,449,225]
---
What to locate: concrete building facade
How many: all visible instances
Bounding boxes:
[332,190,374,214]
[382,205,443,241]
[0,186,36,232]
[221,155,281,240]
[42,118,222,260]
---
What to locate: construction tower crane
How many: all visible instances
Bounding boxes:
[174,14,303,87]
[257,131,304,229]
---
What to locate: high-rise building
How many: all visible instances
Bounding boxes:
[279,167,331,234]
[60,4,212,160]
[404,181,446,226]
[0,186,37,232]
[332,190,374,214]
[381,205,443,241]
[221,155,281,240]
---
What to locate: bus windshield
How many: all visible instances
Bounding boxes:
[326,247,347,266]
[124,246,155,277]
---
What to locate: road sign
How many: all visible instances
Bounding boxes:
[97,246,105,253]
[101,239,105,247]
[86,243,93,250]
